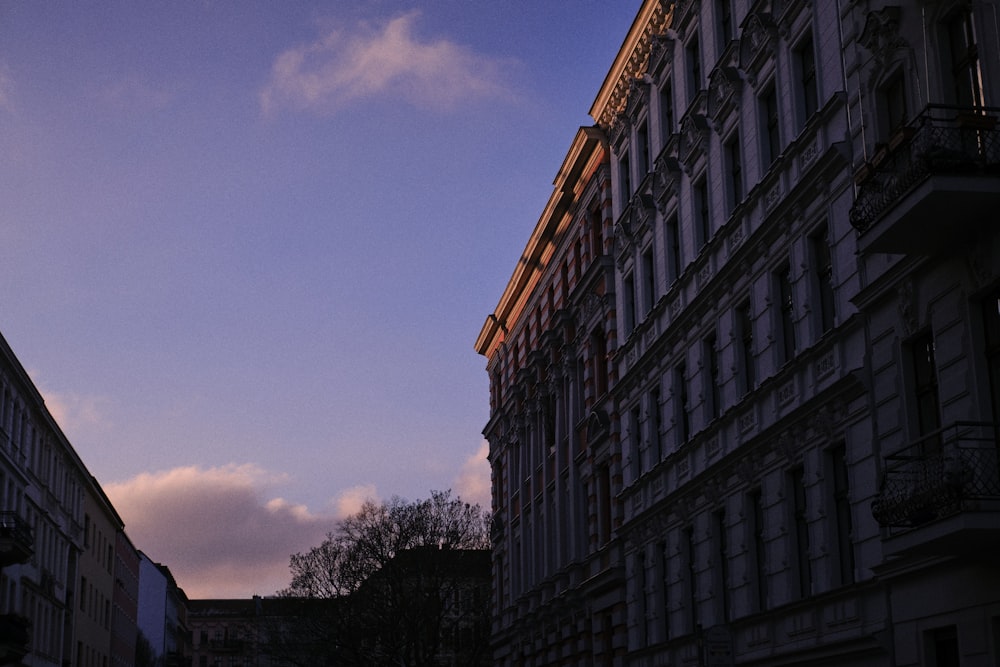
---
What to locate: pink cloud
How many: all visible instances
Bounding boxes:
[105,464,335,598]
[453,440,490,510]
[260,11,518,115]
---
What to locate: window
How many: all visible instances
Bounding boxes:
[598,465,612,544]
[882,71,908,134]
[946,8,983,108]
[650,385,663,464]
[794,32,819,127]
[716,0,734,55]
[790,466,811,599]
[983,291,1000,421]
[664,213,682,284]
[910,331,941,436]
[623,272,637,334]
[686,35,702,104]
[760,84,781,166]
[675,362,690,446]
[682,526,698,632]
[636,549,648,644]
[693,177,710,251]
[637,121,651,175]
[927,626,961,667]
[724,132,743,214]
[811,226,836,335]
[619,149,632,198]
[588,205,604,260]
[737,300,755,394]
[592,328,608,397]
[829,444,855,586]
[660,81,675,140]
[748,489,767,611]
[657,540,670,639]
[775,263,796,364]
[703,332,720,421]
[713,510,730,622]
[642,247,656,315]
[631,405,643,478]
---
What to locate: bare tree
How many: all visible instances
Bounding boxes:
[265,490,491,666]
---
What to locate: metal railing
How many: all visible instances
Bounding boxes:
[0,511,33,545]
[850,104,1000,232]
[872,421,1000,529]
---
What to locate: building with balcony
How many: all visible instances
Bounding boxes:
[0,330,89,666]
[478,1,1000,666]
[846,1,1000,665]
[475,122,627,663]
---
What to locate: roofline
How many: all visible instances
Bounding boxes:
[589,0,672,127]
[475,126,606,358]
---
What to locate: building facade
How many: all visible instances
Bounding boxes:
[479,0,1000,665]
[75,480,125,667]
[0,331,86,666]
[112,531,140,667]
[137,552,190,667]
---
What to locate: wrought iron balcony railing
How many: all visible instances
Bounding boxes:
[850,105,1000,232]
[0,512,32,544]
[0,512,34,566]
[871,421,1000,530]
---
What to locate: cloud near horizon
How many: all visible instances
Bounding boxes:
[259,10,518,115]
[105,464,336,598]
[453,440,490,510]
[104,457,492,599]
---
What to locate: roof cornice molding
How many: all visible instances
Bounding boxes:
[590,0,673,129]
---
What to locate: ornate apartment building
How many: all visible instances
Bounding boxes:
[0,329,142,666]
[478,1,1000,665]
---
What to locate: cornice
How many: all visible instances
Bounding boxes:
[590,0,673,130]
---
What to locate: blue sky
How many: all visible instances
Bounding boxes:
[0,1,641,597]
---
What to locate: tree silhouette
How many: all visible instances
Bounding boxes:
[264,490,491,666]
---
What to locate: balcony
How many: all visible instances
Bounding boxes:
[872,422,1000,557]
[0,614,29,665]
[0,512,33,568]
[850,105,1000,254]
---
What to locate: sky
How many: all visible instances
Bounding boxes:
[0,1,641,598]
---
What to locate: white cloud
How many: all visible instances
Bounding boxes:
[331,483,379,519]
[260,11,518,115]
[453,440,490,510]
[105,464,336,598]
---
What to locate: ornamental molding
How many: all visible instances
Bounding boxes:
[859,6,906,69]
[738,12,778,88]
[593,2,673,129]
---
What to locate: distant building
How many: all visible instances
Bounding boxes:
[138,552,190,667]
[75,479,126,667]
[479,1,1000,665]
[112,530,140,667]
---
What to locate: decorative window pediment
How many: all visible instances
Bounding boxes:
[624,78,651,122]
[648,32,676,80]
[708,41,743,132]
[609,113,630,148]
[614,193,656,269]
[859,6,905,69]
[679,90,709,170]
[673,0,699,40]
[652,146,682,212]
[739,12,778,87]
